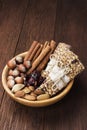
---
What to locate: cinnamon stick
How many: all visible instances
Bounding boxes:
[28,43,41,61]
[33,44,43,61]
[37,40,56,71]
[24,41,38,61]
[43,41,49,50]
[27,45,51,74]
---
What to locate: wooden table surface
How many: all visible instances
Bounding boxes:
[0,0,87,130]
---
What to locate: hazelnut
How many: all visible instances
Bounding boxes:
[7,76,14,80]
[15,56,23,64]
[12,69,20,77]
[8,69,13,76]
[17,64,26,73]
[7,59,16,69]
[23,60,31,69]
[15,76,24,84]
[7,79,15,89]
[20,73,26,78]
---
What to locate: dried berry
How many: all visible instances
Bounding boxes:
[31,70,40,80]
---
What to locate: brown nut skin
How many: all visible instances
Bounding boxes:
[15,56,23,64]
[22,87,31,94]
[12,69,20,77]
[7,60,16,69]
[34,89,44,95]
[8,70,13,76]
[7,76,14,80]
[7,79,15,89]
[23,60,31,69]
[17,64,26,73]
[14,90,25,97]
[15,77,24,84]
[28,86,35,92]
[30,92,37,97]
[24,94,36,101]
[37,93,50,100]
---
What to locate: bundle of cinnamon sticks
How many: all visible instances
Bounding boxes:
[24,40,57,74]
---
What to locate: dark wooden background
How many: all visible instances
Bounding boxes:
[0,0,87,130]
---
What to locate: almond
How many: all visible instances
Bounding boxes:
[14,90,25,97]
[22,87,31,94]
[24,94,36,101]
[28,86,35,92]
[37,93,50,100]
[34,89,44,95]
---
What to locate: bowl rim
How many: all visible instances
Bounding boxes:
[2,52,74,107]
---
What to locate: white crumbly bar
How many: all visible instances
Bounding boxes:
[38,43,85,96]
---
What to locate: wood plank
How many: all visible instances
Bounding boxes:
[0,0,28,128]
[0,0,28,104]
[44,0,87,130]
[0,0,57,130]
[15,0,57,55]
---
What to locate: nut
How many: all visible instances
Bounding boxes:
[22,87,31,94]
[8,70,13,76]
[7,79,15,89]
[28,86,35,92]
[12,84,25,93]
[24,94,36,101]
[15,76,24,84]
[12,69,20,77]
[34,89,44,95]
[14,90,25,97]
[7,76,14,80]
[20,73,26,78]
[23,60,31,69]
[37,93,50,100]
[17,64,26,72]
[30,92,37,97]
[7,59,16,69]
[15,56,23,64]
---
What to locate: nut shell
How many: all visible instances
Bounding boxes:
[23,60,31,69]
[7,76,14,80]
[7,79,15,89]
[24,94,36,101]
[15,56,23,64]
[12,69,20,77]
[17,64,26,72]
[7,60,16,69]
[14,90,25,97]
[15,77,24,84]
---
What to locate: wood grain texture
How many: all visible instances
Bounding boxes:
[0,0,87,130]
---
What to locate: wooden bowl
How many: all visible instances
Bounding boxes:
[2,52,74,107]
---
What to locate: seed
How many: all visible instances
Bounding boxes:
[15,56,23,64]
[28,86,35,91]
[8,70,13,76]
[22,87,31,94]
[17,64,26,73]
[15,76,24,84]
[30,92,37,97]
[34,89,44,95]
[12,69,20,77]
[24,94,36,101]
[7,79,15,89]
[7,59,16,69]
[23,60,31,69]
[37,93,50,100]
[7,76,14,80]
[14,90,25,97]
[12,84,25,93]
